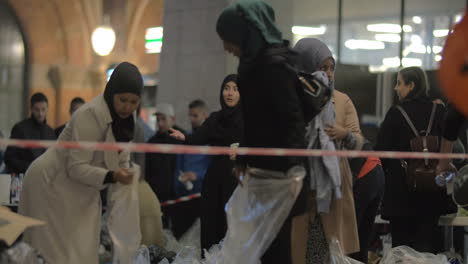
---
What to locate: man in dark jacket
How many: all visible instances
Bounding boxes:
[145,103,186,203]
[55,97,85,137]
[4,93,56,174]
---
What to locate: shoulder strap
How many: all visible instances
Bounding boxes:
[425,103,437,136]
[396,105,419,138]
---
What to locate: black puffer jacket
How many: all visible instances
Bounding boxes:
[4,118,56,173]
[236,44,308,216]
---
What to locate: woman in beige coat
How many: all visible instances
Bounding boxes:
[19,62,143,264]
[292,38,363,264]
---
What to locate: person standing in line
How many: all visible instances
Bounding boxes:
[4,92,56,174]
[55,97,85,137]
[375,66,456,253]
[170,75,242,252]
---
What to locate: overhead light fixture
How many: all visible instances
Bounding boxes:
[145,27,163,54]
[412,16,422,24]
[367,23,412,33]
[432,46,443,54]
[345,39,385,50]
[374,33,401,43]
[91,26,116,56]
[369,65,389,72]
[410,44,427,54]
[410,34,422,45]
[433,29,449,37]
[403,25,413,32]
[291,26,327,35]
[435,55,442,62]
[382,57,401,68]
[402,57,422,67]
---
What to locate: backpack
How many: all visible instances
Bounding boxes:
[396,103,442,192]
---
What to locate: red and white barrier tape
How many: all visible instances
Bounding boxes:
[160,193,201,207]
[1,138,468,160]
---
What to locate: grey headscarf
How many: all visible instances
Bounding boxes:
[294,38,341,213]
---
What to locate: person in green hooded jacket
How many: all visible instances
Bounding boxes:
[216,1,308,263]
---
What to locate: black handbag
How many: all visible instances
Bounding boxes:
[294,69,332,122]
[263,46,332,123]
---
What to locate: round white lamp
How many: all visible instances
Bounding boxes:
[91,26,116,56]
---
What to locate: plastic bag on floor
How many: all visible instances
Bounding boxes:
[106,163,141,264]
[1,242,46,264]
[329,238,363,264]
[134,246,150,264]
[179,218,201,255]
[380,246,449,264]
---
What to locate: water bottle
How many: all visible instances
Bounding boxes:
[10,174,18,204]
[435,171,455,187]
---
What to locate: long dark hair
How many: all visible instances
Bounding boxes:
[398,66,429,100]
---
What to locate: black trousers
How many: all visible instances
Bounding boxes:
[200,164,238,253]
[350,168,385,264]
[167,198,201,240]
[390,215,443,254]
[261,217,292,264]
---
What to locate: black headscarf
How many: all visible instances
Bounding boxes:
[103,62,143,142]
[211,74,243,145]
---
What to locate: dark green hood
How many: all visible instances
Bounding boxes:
[216,0,283,74]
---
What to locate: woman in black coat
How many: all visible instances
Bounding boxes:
[215,1,307,263]
[170,74,242,253]
[375,66,455,253]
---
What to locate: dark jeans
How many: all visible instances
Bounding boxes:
[391,216,443,254]
[350,167,385,263]
[261,218,292,264]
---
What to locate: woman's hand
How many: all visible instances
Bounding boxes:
[169,128,185,141]
[179,171,197,182]
[325,124,349,140]
[113,168,134,185]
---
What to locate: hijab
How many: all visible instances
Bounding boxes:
[211,74,243,145]
[293,38,341,212]
[216,0,283,74]
[103,62,143,142]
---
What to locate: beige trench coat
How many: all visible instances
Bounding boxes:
[19,95,130,264]
[292,90,363,263]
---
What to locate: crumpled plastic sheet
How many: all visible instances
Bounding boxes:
[380,246,450,264]
[2,242,46,264]
[106,164,142,264]
[134,246,151,264]
[329,238,363,264]
[160,167,305,264]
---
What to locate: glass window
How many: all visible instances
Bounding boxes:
[341,0,401,70]
[404,0,466,70]
[290,0,339,57]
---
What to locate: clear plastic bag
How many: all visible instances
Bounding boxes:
[162,167,305,264]
[380,246,449,264]
[205,166,305,264]
[134,246,150,264]
[4,242,46,264]
[329,238,363,264]
[106,164,141,264]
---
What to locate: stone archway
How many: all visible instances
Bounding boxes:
[0,1,28,135]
